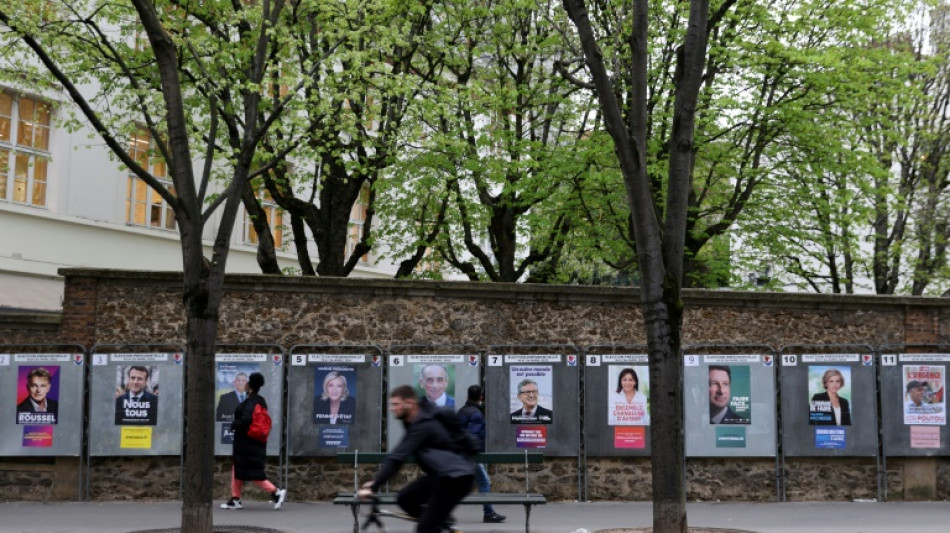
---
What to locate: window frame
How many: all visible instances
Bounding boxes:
[0,90,52,208]
[124,128,176,230]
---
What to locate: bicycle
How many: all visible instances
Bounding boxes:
[360,494,463,533]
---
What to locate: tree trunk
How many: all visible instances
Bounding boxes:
[179,249,219,533]
[180,314,217,533]
[645,285,686,533]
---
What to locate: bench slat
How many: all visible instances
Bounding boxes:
[335,451,544,464]
[334,492,546,506]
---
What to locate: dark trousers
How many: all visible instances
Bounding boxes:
[397,474,474,533]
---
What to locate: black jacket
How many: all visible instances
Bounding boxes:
[456,400,486,452]
[231,394,268,481]
[372,402,476,491]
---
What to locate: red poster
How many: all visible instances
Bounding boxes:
[614,426,646,449]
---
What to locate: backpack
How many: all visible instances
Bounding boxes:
[247,403,272,442]
[432,406,479,457]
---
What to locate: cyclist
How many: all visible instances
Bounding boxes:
[357,385,475,532]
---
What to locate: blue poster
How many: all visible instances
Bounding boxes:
[815,427,846,449]
[320,426,350,448]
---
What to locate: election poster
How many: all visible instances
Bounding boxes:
[412,363,456,408]
[313,365,358,425]
[509,365,553,424]
[808,366,853,426]
[15,365,60,426]
[903,365,946,425]
[708,364,751,424]
[215,361,260,422]
[607,365,650,426]
[114,365,159,426]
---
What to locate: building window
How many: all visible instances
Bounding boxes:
[345,184,370,263]
[244,185,283,247]
[125,129,176,229]
[0,91,52,207]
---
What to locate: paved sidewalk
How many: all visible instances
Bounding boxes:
[1,500,948,533]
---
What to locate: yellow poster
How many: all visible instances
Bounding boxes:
[120,426,153,449]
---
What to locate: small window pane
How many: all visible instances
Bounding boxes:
[153,158,166,178]
[31,180,46,207]
[33,122,50,151]
[133,202,146,224]
[0,149,8,199]
[135,179,148,202]
[13,154,28,203]
[0,93,11,143]
[165,204,175,229]
[31,158,47,206]
[16,98,34,147]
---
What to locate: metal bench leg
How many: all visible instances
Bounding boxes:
[351,503,360,533]
[523,503,532,533]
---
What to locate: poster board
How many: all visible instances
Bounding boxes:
[685,354,777,457]
[881,353,950,456]
[584,354,651,456]
[386,354,480,451]
[484,352,580,457]
[0,352,85,456]
[88,352,184,456]
[288,352,383,456]
[213,352,284,457]
[780,353,878,457]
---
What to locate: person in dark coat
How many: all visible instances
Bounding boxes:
[221,372,286,510]
[358,385,475,533]
[457,385,505,523]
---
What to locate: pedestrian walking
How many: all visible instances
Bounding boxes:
[221,372,286,510]
[457,385,505,523]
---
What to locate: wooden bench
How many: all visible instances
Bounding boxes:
[334,451,546,533]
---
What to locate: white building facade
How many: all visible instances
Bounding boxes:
[0,87,399,312]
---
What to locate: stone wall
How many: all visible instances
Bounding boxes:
[4,269,949,503]
[0,311,61,346]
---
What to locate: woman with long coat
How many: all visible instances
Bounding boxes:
[221,372,286,510]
